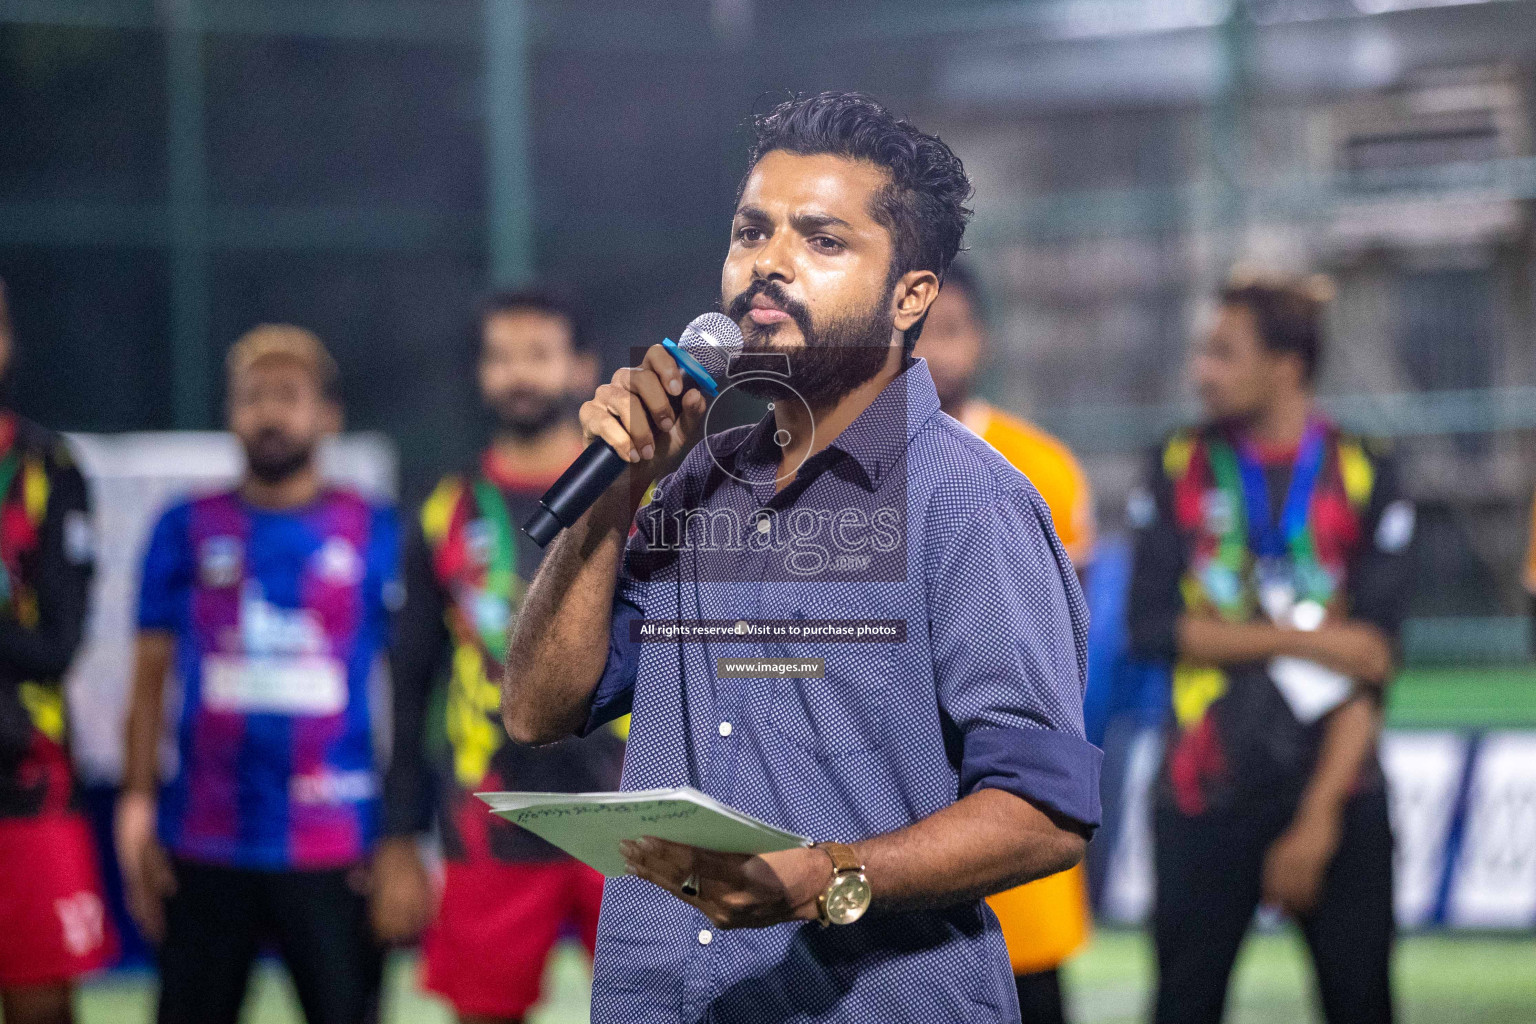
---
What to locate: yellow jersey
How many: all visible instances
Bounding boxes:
[1526,491,1536,595]
[963,402,1096,567]
[963,400,1095,974]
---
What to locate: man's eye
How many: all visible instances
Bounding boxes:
[811,236,844,252]
[737,227,764,242]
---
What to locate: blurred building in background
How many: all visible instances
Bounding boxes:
[932,2,1536,663]
[5,0,1534,660]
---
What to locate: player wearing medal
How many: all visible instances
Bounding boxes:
[372,290,623,1024]
[0,278,116,1024]
[116,326,398,1024]
[1128,272,1414,1024]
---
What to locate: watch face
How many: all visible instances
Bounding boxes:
[826,872,872,925]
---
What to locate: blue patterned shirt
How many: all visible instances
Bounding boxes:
[579,357,1100,1023]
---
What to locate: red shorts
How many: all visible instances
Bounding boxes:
[422,857,603,1019]
[0,814,116,988]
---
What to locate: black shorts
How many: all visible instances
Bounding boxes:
[1151,789,1395,1024]
[156,860,383,1024]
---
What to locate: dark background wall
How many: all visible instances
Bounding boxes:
[4,1,1536,637]
[0,2,952,502]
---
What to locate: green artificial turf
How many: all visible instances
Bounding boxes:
[63,663,1536,1024]
[1065,928,1536,1024]
[70,929,1536,1024]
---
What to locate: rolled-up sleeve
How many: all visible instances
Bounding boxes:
[927,483,1102,833]
[580,586,643,737]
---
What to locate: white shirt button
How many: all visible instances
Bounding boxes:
[697,929,713,945]
[756,517,771,534]
[718,721,732,737]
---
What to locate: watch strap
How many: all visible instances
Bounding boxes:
[814,841,863,875]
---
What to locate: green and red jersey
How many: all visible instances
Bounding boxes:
[1128,417,1415,815]
[384,449,623,863]
[0,413,93,820]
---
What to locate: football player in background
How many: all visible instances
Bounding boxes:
[1128,273,1412,1024]
[372,290,623,1024]
[0,279,115,1023]
[117,326,398,1024]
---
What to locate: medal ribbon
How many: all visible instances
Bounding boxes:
[1236,418,1327,572]
[469,477,519,663]
[1203,419,1331,615]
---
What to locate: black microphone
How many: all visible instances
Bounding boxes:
[522,312,744,547]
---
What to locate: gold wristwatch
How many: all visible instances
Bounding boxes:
[813,842,871,927]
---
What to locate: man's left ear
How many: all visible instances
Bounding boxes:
[323,399,344,435]
[1278,351,1310,393]
[573,351,600,395]
[891,270,941,334]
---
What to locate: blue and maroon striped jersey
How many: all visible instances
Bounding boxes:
[138,488,398,869]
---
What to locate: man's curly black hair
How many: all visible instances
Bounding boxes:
[743,91,974,348]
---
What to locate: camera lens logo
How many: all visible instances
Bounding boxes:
[702,353,816,487]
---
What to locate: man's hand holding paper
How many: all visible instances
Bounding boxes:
[477,787,808,879]
[618,837,830,930]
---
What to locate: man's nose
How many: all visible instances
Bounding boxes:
[752,232,796,284]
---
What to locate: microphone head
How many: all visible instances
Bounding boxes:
[677,312,744,385]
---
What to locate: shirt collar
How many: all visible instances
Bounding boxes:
[718,356,943,492]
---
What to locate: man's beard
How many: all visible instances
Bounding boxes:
[245,429,315,485]
[1200,385,1267,433]
[723,279,895,410]
[485,390,571,440]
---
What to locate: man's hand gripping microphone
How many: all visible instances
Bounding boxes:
[522,313,743,547]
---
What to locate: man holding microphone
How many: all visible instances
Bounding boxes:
[503,92,1101,1023]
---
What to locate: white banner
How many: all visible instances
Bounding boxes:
[1381,730,1469,928]
[1447,731,1536,929]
